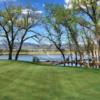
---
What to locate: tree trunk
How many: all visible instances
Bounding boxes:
[8,48,12,60]
[96,39,100,68]
[62,52,66,67]
[15,50,20,61]
[98,42,100,68]
[75,51,78,67]
[60,49,66,67]
[15,41,23,61]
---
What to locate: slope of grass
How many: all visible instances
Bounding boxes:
[0,61,100,100]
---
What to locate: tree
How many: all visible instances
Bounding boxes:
[49,4,82,66]
[0,5,21,60]
[71,0,100,64]
[43,5,67,66]
[0,5,41,60]
[15,7,42,60]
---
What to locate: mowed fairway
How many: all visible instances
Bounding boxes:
[0,61,100,100]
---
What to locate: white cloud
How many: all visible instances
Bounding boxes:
[21,9,42,15]
[64,0,72,9]
[21,9,33,15]
[97,1,100,6]
[65,0,69,4]
[35,11,42,14]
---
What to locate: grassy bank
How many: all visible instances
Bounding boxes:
[0,61,100,100]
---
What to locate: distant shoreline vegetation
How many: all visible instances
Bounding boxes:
[0,50,73,55]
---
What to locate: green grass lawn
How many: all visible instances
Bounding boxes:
[0,61,100,100]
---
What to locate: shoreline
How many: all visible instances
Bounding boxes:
[0,51,74,55]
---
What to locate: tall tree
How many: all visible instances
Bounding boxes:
[0,5,41,60]
[43,5,67,66]
[71,0,100,63]
[0,6,22,60]
[15,7,42,60]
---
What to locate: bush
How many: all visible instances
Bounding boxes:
[32,56,40,63]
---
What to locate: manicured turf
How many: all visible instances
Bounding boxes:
[0,61,100,100]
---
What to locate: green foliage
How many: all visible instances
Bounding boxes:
[45,4,66,24]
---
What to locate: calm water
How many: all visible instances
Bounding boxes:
[0,55,67,62]
[0,54,89,62]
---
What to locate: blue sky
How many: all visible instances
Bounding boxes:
[0,0,65,10]
[0,0,67,44]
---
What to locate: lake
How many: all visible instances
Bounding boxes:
[0,54,90,63]
[0,55,68,62]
